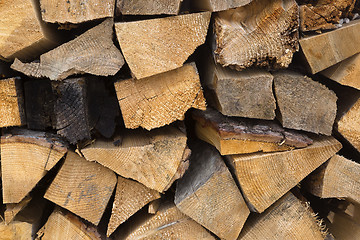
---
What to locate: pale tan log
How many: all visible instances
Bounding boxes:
[114,63,206,130]
[0,221,33,240]
[12,18,124,81]
[238,193,325,240]
[300,19,360,74]
[107,176,161,237]
[226,136,342,213]
[117,0,182,15]
[40,0,115,24]
[0,78,26,128]
[175,142,250,240]
[322,53,360,90]
[192,0,251,12]
[148,199,161,214]
[326,205,360,240]
[80,127,187,192]
[1,129,67,204]
[4,196,32,224]
[44,151,117,225]
[115,12,210,79]
[213,0,299,70]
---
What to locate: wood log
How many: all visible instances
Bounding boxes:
[299,19,360,74]
[191,0,251,12]
[4,196,32,224]
[148,199,161,215]
[40,0,115,24]
[115,12,211,79]
[213,0,299,70]
[107,176,161,237]
[192,108,313,155]
[322,53,360,90]
[273,71,337,135]
[0,77,26,128]
[226,136,342,213]
[238,193,325,240]
[11,18,124,81]
[117,0,183,15]
[114,63,206,130]
[0,221,33,240]
[80,127,187,192]
[1,129,67,204]
[44,151,117,225]
[175,141,250,240]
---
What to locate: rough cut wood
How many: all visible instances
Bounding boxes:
[44,151,117,225]
[300,19,360,74]
[1,129,67,204]
[238,193,325,240]
[4,196,32,224]
[226,136,342,213]
[326,205,360,240]
[117,0,183,15]
[114,63,206,130]
[115,12,210,79]
[175,142,250,240]
[12,18,124,81]
[192,0,251,12]
[107,177,161,237]
[213,0,299,70]
[40,0,115,24]
[0,78,26,128]
[0,221,33,240]
[148,199,161,214]
[306,155,360,204]
[81,127,187,192]
[193,108,313,155]
[273,71,337,135]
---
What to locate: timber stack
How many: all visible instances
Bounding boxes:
[1,0,360,239]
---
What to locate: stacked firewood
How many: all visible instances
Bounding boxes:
[0,0,360,239]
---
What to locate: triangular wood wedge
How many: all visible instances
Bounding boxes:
[4,196,32,224]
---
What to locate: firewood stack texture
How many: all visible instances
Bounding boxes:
[1,0,360,239]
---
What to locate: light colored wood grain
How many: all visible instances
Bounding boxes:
[117,0,182,15]
[192,0,251,12]
[4,196,32,224]
[0,221,33,240]
[326,205,360,240]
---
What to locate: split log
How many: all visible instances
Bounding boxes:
[115,12,210,79]
[192,108,313,155]
[12,18,124,81]
[226,136,342,213]
[273,71,337,135]
[4,196,32,224]
[40,0,115,24]
[107,177,161,237]
[191,0,251,12]
[1,129,67,204]
[305,155,360,204]
[80,127,187,192]
[299,19,360,74]
[44,151,117,225]
[117,0,183,15]
[213,0,299,70]
[0,221,33,240]
[148,199,161,214]
[0,77,26,128]
[238,193,325,240]
[114,63,206,130]
[175,142,250,240]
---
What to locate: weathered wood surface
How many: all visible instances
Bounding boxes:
[12,19,124,80]
[115,12,210,79]
[175,142,250,240]
[114,63,206,130]
[1,129,67,204]
[0,221,33,240]
[192,0,252,12]
[44,151,117,225]
[193,108,313,155]
[273,71,337,135]
[238,193,325,240]
[300,19,360,74]
[40,0,115,24]
[213,0,299,70]
[117,0,183,15]
[226,136,342,213]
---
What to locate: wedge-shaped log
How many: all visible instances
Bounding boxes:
[115,12,210,79]
[117,0,183,15]
[40,0,115,24]
[1,129,67,204]
[192,0,251,12]
[12,18,124,80]
[4,196,32,224]
[175,142,249,240]
[44,151,117,225]
[300,19,360,74]
[238,193,325,240]
[114,63,206,130]
[193,108,313,155]
[213,0,299,70]
[227,136,342,213]
[0,78,26,128]
[274,71,337,135]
